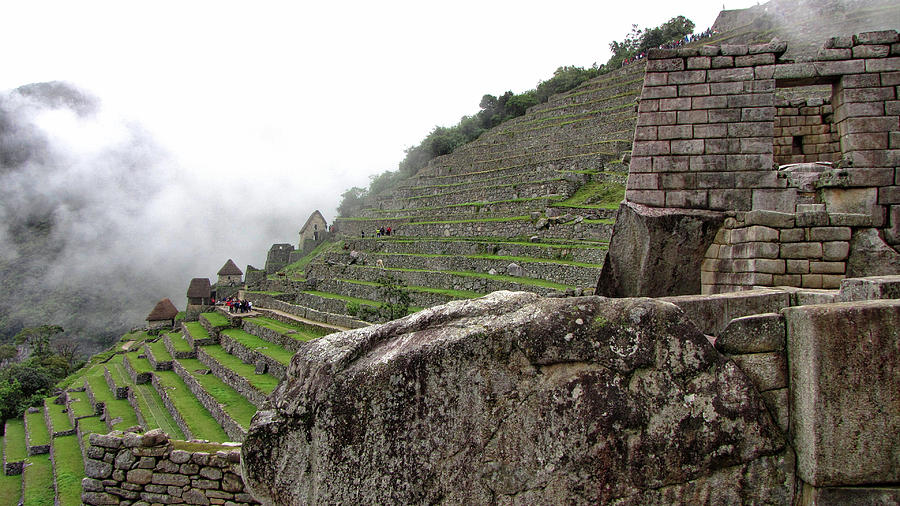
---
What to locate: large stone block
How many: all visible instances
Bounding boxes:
[839,274,900,302]
[716,313,785,354]
[846,228,900,278]
[785,300,900,486]
[243,292,787,505]
[597,202,724,297]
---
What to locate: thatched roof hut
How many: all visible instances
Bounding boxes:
[146,298,178,322]
[217,259,243,276]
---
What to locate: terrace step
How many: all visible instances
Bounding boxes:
[64,390,98,425]
[150,369,230,443]
[144,338,174,371]
[50,434,84,506]
[83,370,141,432]
[24,409,50,456]
[129,382,187,440]
[241,294,369,330]
[22,453,53,505]
[44,397,75,437]
[3,419,26,476]
[240,316,331,353]
[183,321,217,348]
[218,329,294,381]
[0,436,22,503]
[343,237,609,264]
[163,330,196,359]
[172,358,256,442]
[314,278,477,309]
[195,344,280,408]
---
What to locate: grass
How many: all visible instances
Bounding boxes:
[177,358,258,429]
[185,322,212,341]
[125,351,153,375]
[66,390,96,419]
[22,453,53,506]
[166,331,194,354]
[200,345,280,395]
[52,435,84,506]
[0,440,22,504]
[219,329,295,366]
[173,440,238,453]
[408,215,532,225]
[337,279,485,300]
[554,180,625,209]
[4,419,27,462]
[283,240,342,277]
[247,290,287,296]
[301,290,423,314]
[131,383,186,439]
[201,312,230,328]
[153,370,229,442]
[76,416,109,446]
[44,397,73,434]
[246,316,329,341]
[349,265,575,291]
[374,251,603,268]
[25,410,49,447]
[147,339,173,362]
[84,371,140,430]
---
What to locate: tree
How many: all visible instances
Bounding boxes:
[375,274,411,321]
[13,324,63,359]
[336,187,367,217]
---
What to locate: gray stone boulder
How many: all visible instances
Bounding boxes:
[846,228,900,278]
[596,201,724,297]
[242,291,787,504]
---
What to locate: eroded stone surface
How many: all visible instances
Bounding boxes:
[243,291,786,504]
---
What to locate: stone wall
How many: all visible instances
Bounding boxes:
[264,243,295,275]
[144,342,173,371]
[81,430,259,505]
[614,31,900,294]
[243,292,368,330]
[24,407,49,457]
[774,96,840,165]
[163,332,196,359]
[195,345,268,408]
[171,359,246,442]
[150,373,193,440]
[103,367,129,400]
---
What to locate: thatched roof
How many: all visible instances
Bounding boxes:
[217,259,243,276]
[146,298,178,321]
[187,278,211,298]
[299,210,326,234]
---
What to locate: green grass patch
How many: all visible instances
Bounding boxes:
[584,218,616,225]
[199,345,280,395]
[52,435,84,506]
[219,329,296,366]
[301,290,423,313]
[0,445,22,505]
[44,397,73,433]
[200,312,230,328]
[283,240,342,277]
[105,355,129,387]
[76,416,108,445]
[166,332,193,354]
[66,390,96,419]
[147,339,173,362]
[554,180,625,209]
[354,265,574,290]
[177,358,258,429]
[24,410,49,447]
[4,419,26,462]
[22,453,53,506]
[153,370,229,442]
[172,440,238,453]
[408,215,532,225]
[130,384,185,439]
[120,330,151,343]
[185,321,212,341]
[246,316,330,341]
[85,372,140,430]
[337,279,485,299]
[247,290,287,296]
[125,351,153,375]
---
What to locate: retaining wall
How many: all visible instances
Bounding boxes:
[171,359,246,443]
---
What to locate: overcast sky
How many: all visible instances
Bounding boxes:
[0,0,759,280]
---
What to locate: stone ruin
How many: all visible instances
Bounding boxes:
[599,30,900,297]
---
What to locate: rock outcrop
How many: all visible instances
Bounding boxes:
[242,291,789,504]
[596,202,724,297]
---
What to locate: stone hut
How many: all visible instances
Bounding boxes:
[186,278,212,306]
[600,30,900,297]
[145,298,178,329]
[217,259,243,286]
[298,210,329,254]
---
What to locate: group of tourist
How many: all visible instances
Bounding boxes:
[223,296,252,313]
[361,226,393,238]
[620,27,718,67]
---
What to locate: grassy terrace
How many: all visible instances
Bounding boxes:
[246,316,329,341]
[125,351,153,376]
[177,358,258,429]
[469,137,629,166]
[0,438,21,504]
[84,371,140,430]
[147,339,173,362]
[131,383,185,439]
[66,390,95,419]
[503,103,634,134]
[368,195,564,215]
[555,180,625,209]
[52,435,84,506]
[201,312,230,328]
[357,235,609,249]
[22,453,53,506]
[374,251,604,268]
[4,419,26,462]
[25,410,49,447]
[153,369,229,442]
[44,397,73,434]
[200,345,280,395]
[166,331,194,354]
[76,416,108,446]
[404,177,565,201]
[283,240,342,277]
[185,322,212,341]
[301,290,424,314]
[219,329,295,366]
[408,215,532,225]
[348,265,575,291]
[337,279,485,300]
